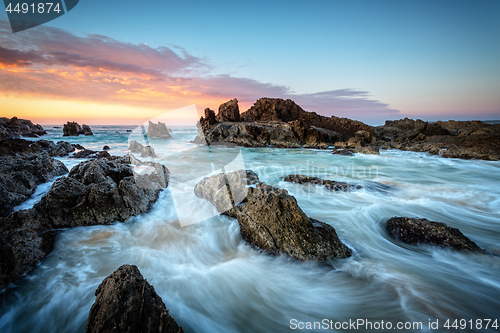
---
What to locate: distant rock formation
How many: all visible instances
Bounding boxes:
[147,121,172,139]
[0,117,47,140]
[63,121,94,136]
[86,265,183,333]
[194,98,372,149]
[194,170,352,261]
[386,217,486,252]
[0,156,169,289]
[129,140,157,158]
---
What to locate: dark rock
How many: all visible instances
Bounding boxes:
[129,141,157,158]
[71,149,112,159]
[63,122,93,136]
[353,146,380,155]
[194,171,352,261]
[147,121,172,139]
[103,145,110,150]
[0,117,46,140]
[216,98,240,122]
[386,217,484,252]
[86,265,183,333]
[284,174,362,192]
[0,139,70,217]
[0,157,169,289]
[194,98,373,148]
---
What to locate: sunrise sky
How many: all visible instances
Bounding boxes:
[1,0,499,125]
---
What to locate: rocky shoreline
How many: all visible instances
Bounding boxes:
[1,110,497,331]
[195,98,500,161]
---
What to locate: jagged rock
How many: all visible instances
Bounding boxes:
[194,171,352,261]
[0,157,169,289]
[240,98,374,139]
[0,117,47,140]
[386,217,485,252]
[86,265,183,333]
[194,98,373,148]
[129,141,157,158]
[216,98,240,122]
[147,121,172,139]
[103,145,110,150]
[63,121,94,136]
[0,139,71,217]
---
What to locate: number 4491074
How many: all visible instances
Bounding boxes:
[5,2,61,14]
[444,319,498,330]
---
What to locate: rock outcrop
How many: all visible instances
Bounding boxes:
[0,156,169,289]
[86,265,183,333]
[373,118,500,161]
[194,98,372,149]
[63,122,94,136]
[0,117,47,140]
[0,139,76,217]
[147,121,172,139]
[194,170,352,261]
[386,217,485,252]
[129,140,157,158]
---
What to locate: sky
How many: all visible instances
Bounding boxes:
[1,0,499,125]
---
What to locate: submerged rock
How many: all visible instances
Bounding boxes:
[194,171,352,261]
[284,174,362,192]
[147,121,172,139]
[0,117,47,140]
[0,157,169,289]
[63,121,94,136]
[86,265,183,333]
[386,217,484,252]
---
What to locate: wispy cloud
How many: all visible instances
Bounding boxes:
[0,18,400,121]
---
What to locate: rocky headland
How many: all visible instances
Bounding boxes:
[86,265,183,333]
[194,98,500,160]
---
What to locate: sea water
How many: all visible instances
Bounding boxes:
[1,126,499,332]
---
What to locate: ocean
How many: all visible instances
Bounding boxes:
[1,125,499,332]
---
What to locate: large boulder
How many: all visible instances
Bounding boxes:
[86,265,183,333]
[194,171,352,261]
[147,121,172,139]
[0,117,47,140]
[386,217,484,252]
[0,156,169,289]
[63,121,94,136]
